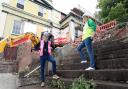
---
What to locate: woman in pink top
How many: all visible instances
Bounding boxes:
[39,32,59,87]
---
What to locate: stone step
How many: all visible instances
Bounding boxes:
[47,77,128,89]
[19,84,57,89]
[57,63,89,70]
[96,53,128,60]
[59,55,81,64]
[74,41,128,54]
[80,48,128,60]
[61,48,128,62]
[94,48,128,58]
[94,41,128,50]
[93,37,128,48]
[95,48,128,56]
[96,58,128,69]
[57,69,128,82]
[19,74,128,89]
[93,43,128,54]
[0,73,18,89]
[0,61,18,73]
[60,52,128,64]
[95,45,128,53]
[19,77,40,87]
[57,58,128,70]
[95,80,128,89]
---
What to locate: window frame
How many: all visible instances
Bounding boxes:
[38,6,44,17]
[12,20,23,35]
[17,0,25,9]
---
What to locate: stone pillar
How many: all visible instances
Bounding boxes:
[17,40,32,73]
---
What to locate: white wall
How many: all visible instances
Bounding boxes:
[43,26,51,33]
[52,27,60,39]
[0,0,10,4]
[23,22,37,33]
[52,10,61,24]
[61,26,70,38]
[0,0,8,37]
[0,12,7,37]
[78,30,82,37]
[69,21,75,41]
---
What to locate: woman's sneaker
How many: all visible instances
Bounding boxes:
[41,82,45,87]
[53,75,60,79]
[81,60,87,63]
[85,67,95,70]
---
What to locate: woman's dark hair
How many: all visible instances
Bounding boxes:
[34,42,40,51]
[41,32,44,40]
[34,32,44,51]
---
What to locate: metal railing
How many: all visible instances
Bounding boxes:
[24,65,40,78]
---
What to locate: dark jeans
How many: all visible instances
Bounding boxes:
[77,37,95,68]
[40,55,56,82]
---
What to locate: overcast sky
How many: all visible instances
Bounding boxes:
[53,0,98,15]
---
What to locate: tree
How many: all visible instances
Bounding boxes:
[108,2,126,21]
[97,0,128,23]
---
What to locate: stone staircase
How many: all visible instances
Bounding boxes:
[18,37,128,89]
[52,37,128,89]
[0,61,18,89]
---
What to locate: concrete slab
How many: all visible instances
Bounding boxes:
[0,73,18,89]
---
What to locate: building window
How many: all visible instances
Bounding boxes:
[17,0,24,9]
[12,20,23,35]
[38,6,44,16]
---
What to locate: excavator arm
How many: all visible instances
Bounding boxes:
[0,32,40,53]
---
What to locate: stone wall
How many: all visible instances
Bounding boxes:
[54,44,80,65]
[17,41,32,72]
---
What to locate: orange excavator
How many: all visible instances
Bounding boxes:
[0,32,40,54]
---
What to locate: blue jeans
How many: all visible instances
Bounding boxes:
[77,37,95,68]
[40,55,56,82]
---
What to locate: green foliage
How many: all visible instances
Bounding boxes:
[117,14,128,22]
[97,0,128,22]
[108,2,126,21]
[116,22,127,29]
[48,75,96,89]
[48,79,66,89]
[71,75,95,89]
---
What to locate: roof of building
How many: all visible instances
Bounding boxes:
[60,8,83,24]
[53,8,67,16]
[33,0,67,16]
[32,0,53,9]
[71,8,84,16]
[60,7,102,25]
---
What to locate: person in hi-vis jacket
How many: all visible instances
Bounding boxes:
[39,32,59,87]
[77,12,96,70]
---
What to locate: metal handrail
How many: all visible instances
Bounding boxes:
[24,65,40,78]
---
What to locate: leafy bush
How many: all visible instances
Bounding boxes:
[48,79,66,89]
[48,75,96,89]
[71,75,95,89]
